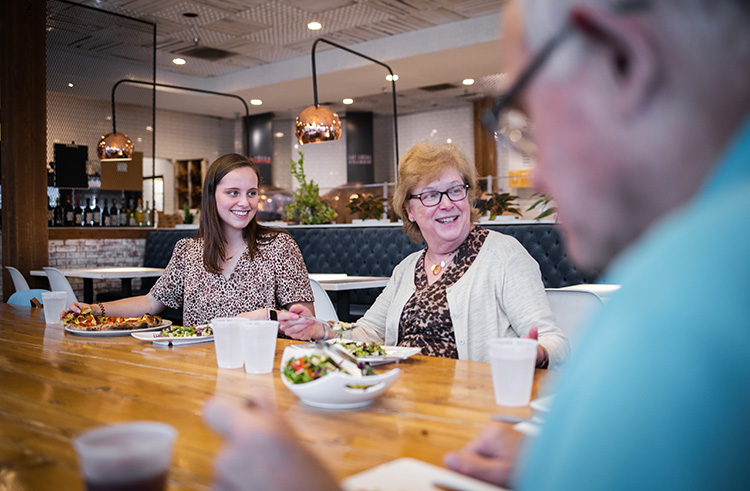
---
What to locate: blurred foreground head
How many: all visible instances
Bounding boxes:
[500,0,750,270]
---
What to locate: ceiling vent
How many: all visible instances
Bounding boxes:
[419,83,458,92]
[175,46,235,61]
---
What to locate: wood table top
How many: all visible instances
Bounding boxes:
[0,303,548,490]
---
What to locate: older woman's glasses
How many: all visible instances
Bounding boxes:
[409,184,469,207]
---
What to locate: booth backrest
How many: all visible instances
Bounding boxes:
[142,224,598,310]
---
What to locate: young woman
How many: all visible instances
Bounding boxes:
[65,153,314,325]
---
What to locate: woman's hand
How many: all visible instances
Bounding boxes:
[204,397,340,491]
[524,327,549,368]
[277,304,326,340]
[61,302,92,318]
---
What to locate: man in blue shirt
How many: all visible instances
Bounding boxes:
[202,0,750,489]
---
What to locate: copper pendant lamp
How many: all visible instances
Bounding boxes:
[295,38,399,174]
[97,132,134,161]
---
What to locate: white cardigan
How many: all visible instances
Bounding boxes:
[343,231,569,367]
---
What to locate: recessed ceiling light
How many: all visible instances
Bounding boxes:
[342,98,353,105]
[68,82,74,88]
[274,132,285,138]
[250,99,263,106]
[386,74,399,82]
[307,21,322,30]
[462,78,475,85]
[172,58,186,65]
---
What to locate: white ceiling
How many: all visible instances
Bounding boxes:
[47,0,508,119]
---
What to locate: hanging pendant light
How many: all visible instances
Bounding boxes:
[295,104,342,144]
[97,132,134,161]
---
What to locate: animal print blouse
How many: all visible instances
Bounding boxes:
[398,227,489,358]
[150,233,313,326]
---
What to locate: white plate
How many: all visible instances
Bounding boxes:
[342,457,507,491]
[530,394,555,413]
[64,320,172,337]
[281,346,401,410]
[131,331,214,346]
[325,341,421,366]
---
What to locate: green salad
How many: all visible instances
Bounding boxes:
[335,341,386,357]
[283,354,341,384]
[158,325,213,338]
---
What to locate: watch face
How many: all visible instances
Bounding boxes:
[269,309,278,321]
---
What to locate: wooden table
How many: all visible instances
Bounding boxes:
[30,267,165,303]
[0,303,548,490]
[310,275,391,321]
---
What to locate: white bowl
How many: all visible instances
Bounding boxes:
[280,345,401,409]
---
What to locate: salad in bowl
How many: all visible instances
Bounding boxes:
[280,346,400,409]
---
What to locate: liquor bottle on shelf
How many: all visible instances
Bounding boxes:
[119,199,129,227]
[84,198,94,226]
[101,199,110,227]
[110,199,119,227]
[128,199,137,227]
[74,198,84,226]
[54,198,64,227]
[64,197,75,226]
[135,199,144,227]
[93,198,102,227]
[145,201,152,227]
[48,199,55,227]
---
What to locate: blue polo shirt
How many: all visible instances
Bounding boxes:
[519,117,750,490]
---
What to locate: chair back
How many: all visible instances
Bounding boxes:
[8,288,49,307]
[309,278,339,322]
[43,267,79,305]
[5,266,30,292]
[545,288,604,345]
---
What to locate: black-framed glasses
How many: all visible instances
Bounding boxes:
[409,184,469,207]
[482,0,649,154]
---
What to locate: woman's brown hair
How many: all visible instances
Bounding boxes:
[198,153,285,274]
[392,141,481,243]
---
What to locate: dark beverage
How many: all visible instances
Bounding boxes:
[110,200,119,227]
[64,197,75,226]
[119,200,129,227]
[54,198,64,227]
[84,198,94,226]
[84,471,167,491]
[93,199,102,226]
[48,199,55,227]
[101,199,110,227]
[74,198,84,226]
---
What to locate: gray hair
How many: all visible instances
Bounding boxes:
[521,0,750,79]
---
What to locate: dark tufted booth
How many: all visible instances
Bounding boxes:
[122,223,597,322]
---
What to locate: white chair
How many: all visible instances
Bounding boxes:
[309,278,339,322]
[5,266,30,292]
[43,267,79,305]
[545,288,604,345]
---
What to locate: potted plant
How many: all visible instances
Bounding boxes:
[347,194,387,222]
[479,192,522,221]
[527,192,557,221]
[284,152,338,225]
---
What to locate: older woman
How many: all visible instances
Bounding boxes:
[281,142,567,367]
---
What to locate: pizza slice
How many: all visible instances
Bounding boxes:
[63,309,162,331]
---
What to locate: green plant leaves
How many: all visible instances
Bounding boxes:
[283,152,338,224]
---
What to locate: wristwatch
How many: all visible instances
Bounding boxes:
[268,309,278,321]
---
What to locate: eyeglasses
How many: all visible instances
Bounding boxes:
[409,184,469,207]
[482,0,649,156]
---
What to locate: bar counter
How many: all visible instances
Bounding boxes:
[0,303,548,490]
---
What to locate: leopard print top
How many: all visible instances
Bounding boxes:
[398,227,490,358]
[150,233,313,326]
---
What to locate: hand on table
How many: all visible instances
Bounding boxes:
[524,327,549,368]
[203,397,340,491]
[443,421,523,488]
[277,304,326,340]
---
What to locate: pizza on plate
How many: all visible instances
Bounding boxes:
[62,308,162,331]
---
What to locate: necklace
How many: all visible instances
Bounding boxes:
[428,248,459,276]
[225,244,247,261]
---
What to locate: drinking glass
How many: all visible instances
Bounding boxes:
[211,317,247,369]
[42,291,69,324]
[489,338,538,407]
[241,320,279,374]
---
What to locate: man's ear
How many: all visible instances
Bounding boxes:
[570,5,658,118]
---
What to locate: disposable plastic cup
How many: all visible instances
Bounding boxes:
[489,338,538,407]
[210,317,247,369]
[241,320,279,374]
[42,291,69,324]
[73,421,177,491]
